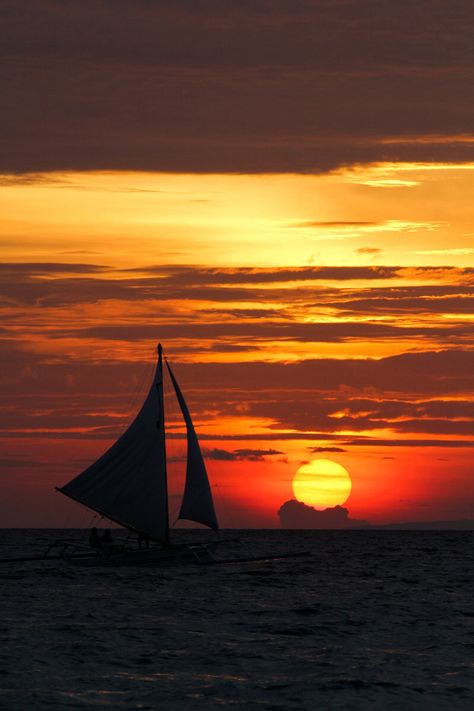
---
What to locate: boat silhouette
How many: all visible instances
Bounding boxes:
[54,344,307,567]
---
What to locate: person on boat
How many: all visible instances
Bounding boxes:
[100,529,115,552]
[138,532,149,549]
[89,527,101,549]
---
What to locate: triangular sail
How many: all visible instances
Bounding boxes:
[166,361,219,531]
[58,346,169,542]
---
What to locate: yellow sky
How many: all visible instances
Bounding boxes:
[2,163,474,269]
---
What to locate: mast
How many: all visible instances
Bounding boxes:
[157,343,170,545]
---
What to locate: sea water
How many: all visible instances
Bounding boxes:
[0,529,472,710]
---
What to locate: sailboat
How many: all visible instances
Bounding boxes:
[53,343,308,568]
[55,344,225,566]
[0,343,309,568]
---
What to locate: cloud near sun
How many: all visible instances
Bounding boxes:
[0,1,473,528]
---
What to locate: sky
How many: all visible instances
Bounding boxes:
[1,1,473,528]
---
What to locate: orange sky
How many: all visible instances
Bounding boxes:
[1,165,473,527]
[1,2,473,528]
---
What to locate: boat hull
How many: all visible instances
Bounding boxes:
[62,541,310,568]
[65,543,217,567]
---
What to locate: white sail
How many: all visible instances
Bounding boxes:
[58,347,169,541]
[166,361,219,531]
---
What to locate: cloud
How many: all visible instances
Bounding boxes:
[0,263,404,309]
[0,457,51,469]
[234,448,284,461]
[53,321,468,343]
[0,262,108,274]
[0,265,468,340]
[285,220,440,240]
[290,221,377,229]
[27,317,473,349]
[356,247,381,255]
[338,295,474,316]
[202,448,237,461]
[410,249,474,256]
[309,446,347,453]
[203,448,283,461]
[278,500,369,529]
[0,260,472,447]
[347,437,474,448]
[131,265,399,282]
[0,173,73,187]
[1,336,472,443]
[2,2,474,173]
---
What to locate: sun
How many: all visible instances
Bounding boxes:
[292,459,352,510]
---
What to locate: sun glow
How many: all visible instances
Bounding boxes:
[292,459,352,510]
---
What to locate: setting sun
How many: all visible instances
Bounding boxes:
[292,460,352,510]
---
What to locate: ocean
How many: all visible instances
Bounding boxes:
[0,529,473,710]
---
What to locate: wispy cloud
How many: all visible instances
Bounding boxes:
[356,247,381,255]
[290,221,377,229]
[202,448,284,462]
[309,446,347,453]
[410,249,474,256]
[289,219,442,234]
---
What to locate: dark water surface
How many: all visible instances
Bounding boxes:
[0,529,473,709]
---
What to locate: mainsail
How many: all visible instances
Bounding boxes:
[57,344,218,541]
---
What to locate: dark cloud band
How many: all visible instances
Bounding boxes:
[2,1,474,173]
